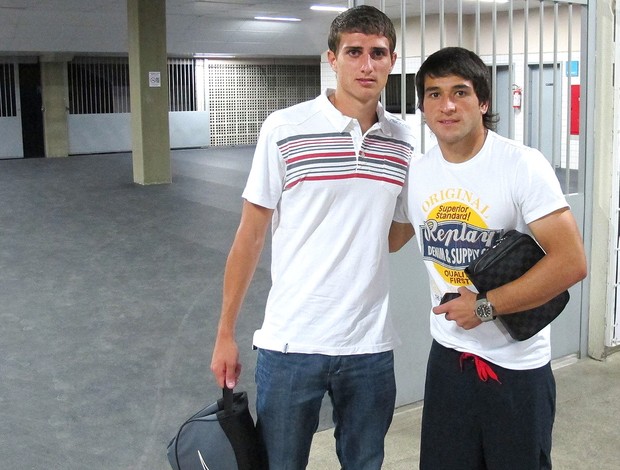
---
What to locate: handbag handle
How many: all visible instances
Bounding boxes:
[223,386,233,412]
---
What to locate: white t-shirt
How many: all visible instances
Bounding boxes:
[395,130,568,369]
[245,90,416,355]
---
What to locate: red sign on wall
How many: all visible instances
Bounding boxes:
[570,85,580,135]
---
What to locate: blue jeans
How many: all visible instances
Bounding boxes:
[255,349,396,470]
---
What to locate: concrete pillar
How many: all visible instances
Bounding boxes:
[588,0,616,360]
[127,0,171,185]
[40,59,70,158]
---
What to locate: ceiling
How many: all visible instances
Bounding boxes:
[0,0,515,59]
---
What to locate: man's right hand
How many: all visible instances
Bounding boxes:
[210,201,273,390]
[210,335,242,389]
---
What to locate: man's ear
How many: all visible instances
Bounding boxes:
[327,50,337,72]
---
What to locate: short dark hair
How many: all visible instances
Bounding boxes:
[415,47,498,130]
[328,5,396,54]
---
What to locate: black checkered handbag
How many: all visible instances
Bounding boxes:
[464,230,570,341]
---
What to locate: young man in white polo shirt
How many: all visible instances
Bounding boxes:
[210,6,416,469]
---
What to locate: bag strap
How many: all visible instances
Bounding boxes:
[172,388,236,468]
[223,386,233,412]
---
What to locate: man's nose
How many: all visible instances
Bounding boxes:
[360,53,373,72]
[441,96,456,112]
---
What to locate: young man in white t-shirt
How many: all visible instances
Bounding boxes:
[390,47,587,470]
[210,6,415,469]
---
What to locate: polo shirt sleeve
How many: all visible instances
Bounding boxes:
[242,114,286,209]
[393,176,410,223]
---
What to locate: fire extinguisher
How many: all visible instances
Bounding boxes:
[512,86,522,109]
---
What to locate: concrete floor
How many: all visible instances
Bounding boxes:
[1,148,618,469]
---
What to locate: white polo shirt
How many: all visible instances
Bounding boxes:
[245,89,415,355]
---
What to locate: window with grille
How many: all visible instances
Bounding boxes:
[68,58,130,114]
[385,73,416,114]
[208,62,320,146]
[68,57,201,114]
[0,63,17,118]
[168,59,196,112]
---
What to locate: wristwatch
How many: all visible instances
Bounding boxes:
[475,292,496,322]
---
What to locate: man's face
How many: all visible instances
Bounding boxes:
[328,32,396,105]
[421,74,488,146]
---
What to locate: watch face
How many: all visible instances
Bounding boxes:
[476,302,494,320]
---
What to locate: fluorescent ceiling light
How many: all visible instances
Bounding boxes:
[254,16,301,22]
[193,53,236,58]
[310,5,347,13]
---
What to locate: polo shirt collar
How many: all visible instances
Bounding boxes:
[320,88,393,136]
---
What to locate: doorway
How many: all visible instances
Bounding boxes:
[18,63,45,158]
[527,63,563,170]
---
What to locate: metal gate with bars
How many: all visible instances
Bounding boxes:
[349,0,595,405]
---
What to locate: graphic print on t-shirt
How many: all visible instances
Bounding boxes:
[419,191,502,287]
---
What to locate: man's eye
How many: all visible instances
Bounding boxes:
[371,51,387,59]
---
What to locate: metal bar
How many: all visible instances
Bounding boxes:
[104,62,110,114]
[401,0,406,120]
[537,1,544,149]
[81,61,86,114]
[178,60,183,111]
[379,0,386,109]
[1,65,6,116]
[184,59,188,111]
[523,0,529,143]
[565,4,573,192]
[181,59,186,111]
[420,0,426,153]
[117,60,121,113]
[125,59,130,112]
[97,61,102,113]
[440,0,445,48]
[119,60,123,113]
[74,62,86,114]
[458,0,463,47]
[181,60,186,111]
[508,0,514,138]
[190,59,196,111]
[169,61,174,111]
[475,0,481,54]
[491,0,497,119]
[74,62,79,114]
[176,60,180,111]
[552,2,559,170]
[1,65,5,116]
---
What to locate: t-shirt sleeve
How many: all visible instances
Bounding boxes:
[515,147,569,224]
